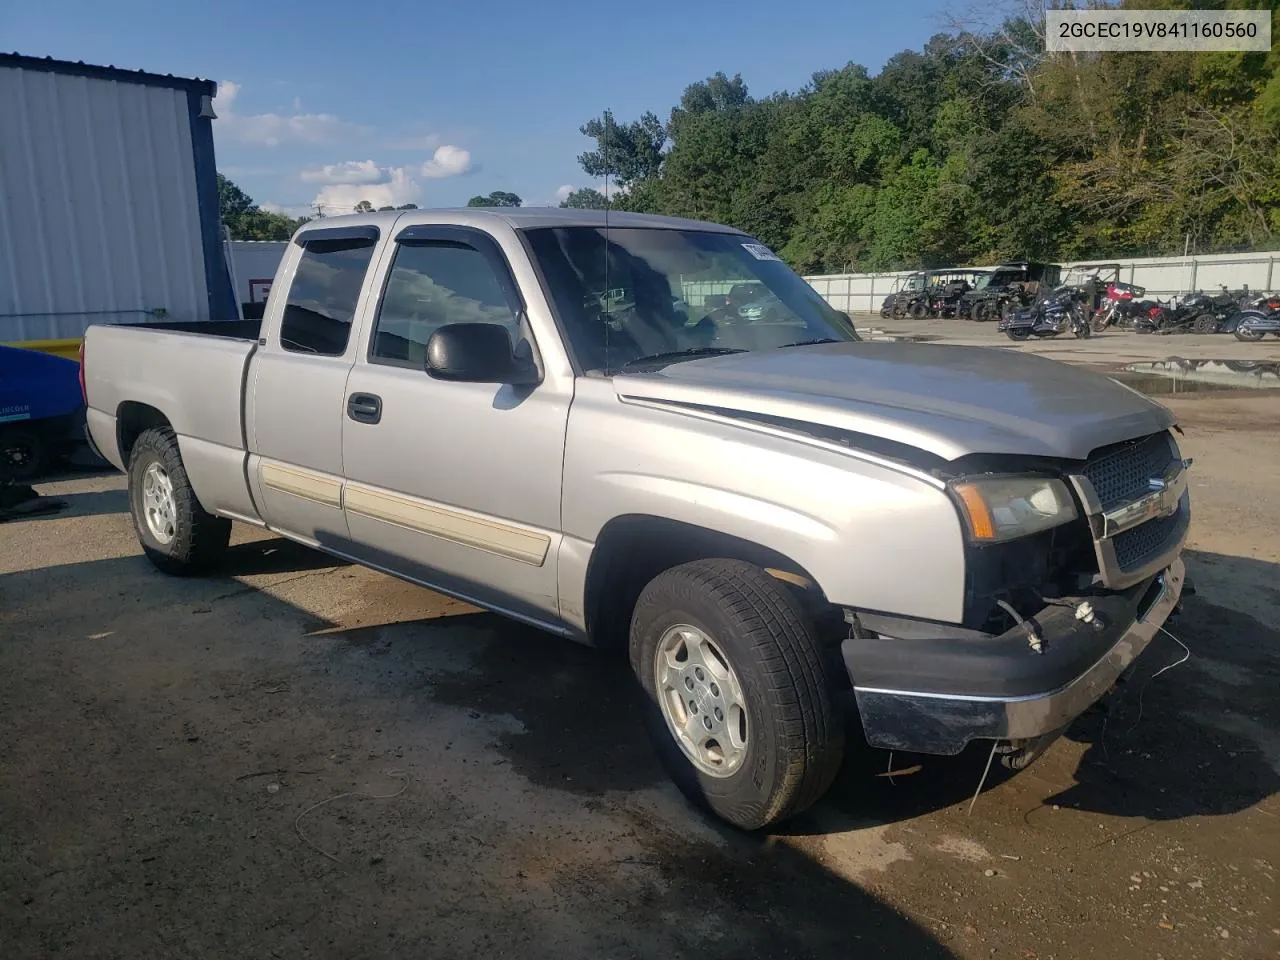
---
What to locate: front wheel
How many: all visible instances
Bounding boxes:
[909,300,928,319]
[127,427,231,575]
[1006,328,1032,341]
[630,559,844,831]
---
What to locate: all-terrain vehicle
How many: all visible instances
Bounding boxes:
[879,272,929,318]
[922,270,989,318]
[960,261,1063,321]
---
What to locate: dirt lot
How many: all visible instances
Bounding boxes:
[2,324,1278,960]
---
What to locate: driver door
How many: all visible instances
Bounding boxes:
[339,225,570,625]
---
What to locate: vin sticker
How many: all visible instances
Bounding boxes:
[742,243,781,262]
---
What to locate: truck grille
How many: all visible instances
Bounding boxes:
[1081,432,1176,509]
[1068,429,1189,590]
[1112,495,1190,570]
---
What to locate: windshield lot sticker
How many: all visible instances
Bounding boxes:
[742,243,782,262]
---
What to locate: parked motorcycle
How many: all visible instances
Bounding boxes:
[1137,285,1248,335]
[1220,292,1280,342]
[1091,280,1146,331]
[999,284,1092,341]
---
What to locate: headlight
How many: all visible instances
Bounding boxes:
[949,476,1078,543]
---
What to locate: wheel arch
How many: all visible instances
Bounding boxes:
[581,514,833,651]
[115,401,173,466]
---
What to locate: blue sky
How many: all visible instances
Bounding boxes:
[3,0,955,215]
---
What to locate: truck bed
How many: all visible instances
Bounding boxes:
[82,319,259,470]
[114,318,264,341]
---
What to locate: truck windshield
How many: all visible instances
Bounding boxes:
[524,226,860,374]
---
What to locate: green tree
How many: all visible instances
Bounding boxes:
[217,173,308,240]
[559,188,610,209]
[467,191,522,207]
[562,0,1280,270]
[354,200,375,213]
[577,110,668,186]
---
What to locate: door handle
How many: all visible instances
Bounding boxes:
[347,392,382,424]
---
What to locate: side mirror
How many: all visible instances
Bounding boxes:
[425,323,540,386]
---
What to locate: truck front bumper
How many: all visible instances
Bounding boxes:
[846,556,1185,756]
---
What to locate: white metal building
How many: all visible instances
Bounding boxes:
[0,53,235,352]
[224,240,288,310]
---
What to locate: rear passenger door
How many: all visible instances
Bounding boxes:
[339,224,570,625]
[245,225,382,548]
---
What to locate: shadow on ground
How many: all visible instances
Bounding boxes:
[0,549,955,959]
[4,539,1275,958]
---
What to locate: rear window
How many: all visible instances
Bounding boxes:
[280,238,377,356]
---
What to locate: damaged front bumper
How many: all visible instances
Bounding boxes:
[846,556,1185,756]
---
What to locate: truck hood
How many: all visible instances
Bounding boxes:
[613,341,1174,462]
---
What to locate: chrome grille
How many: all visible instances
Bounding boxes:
[1112,496,1189,570]
[1082,432,1175,509]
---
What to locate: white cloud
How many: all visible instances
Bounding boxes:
[300,160,386,185]
[261,201,317,218]
[314,167,421,215]
[304,147,473,214]
[553,184,576,204]
[213,80,365,147]
[420,145,473,178]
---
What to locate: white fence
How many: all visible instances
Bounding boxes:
[805,251,1280,315]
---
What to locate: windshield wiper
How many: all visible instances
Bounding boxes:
[618,347,746,371]
[779,338,841,348]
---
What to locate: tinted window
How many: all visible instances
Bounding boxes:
[370,242,520,367]
[280,238,377,356]
[525,227,858,374]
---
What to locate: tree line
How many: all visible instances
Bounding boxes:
[565,0,1280,273]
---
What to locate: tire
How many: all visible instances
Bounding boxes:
[629,559,844,831]
[973,301,992,322]
[127,427,231,575]
[1191,313,1219,335]
[908,300,928,319]
[1234,325,1264,342]
[0,425,50,483]
[1006,328,1032,341]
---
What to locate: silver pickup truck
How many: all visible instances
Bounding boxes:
[83,208,1189,830]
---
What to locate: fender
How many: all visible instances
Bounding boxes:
[558,379,968,627]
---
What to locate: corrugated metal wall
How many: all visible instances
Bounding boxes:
[0,64,211,341]
[806,251,1280,315]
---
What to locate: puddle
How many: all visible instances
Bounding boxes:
[1109,359,1280,396]
[858,328,943,343]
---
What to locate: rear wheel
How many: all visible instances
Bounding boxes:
[629,559,844,831]
[1192,313,1220,334]
[127,427,231,575]
[0,426,49,483]
[1234,325,1264,342]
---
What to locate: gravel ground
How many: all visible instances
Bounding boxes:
[2,327,1277,960]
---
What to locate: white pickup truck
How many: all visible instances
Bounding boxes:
[82,208,1189,830]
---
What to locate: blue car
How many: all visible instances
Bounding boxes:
[0,343,86,481]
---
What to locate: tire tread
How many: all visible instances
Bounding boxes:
[630,558,844,829]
